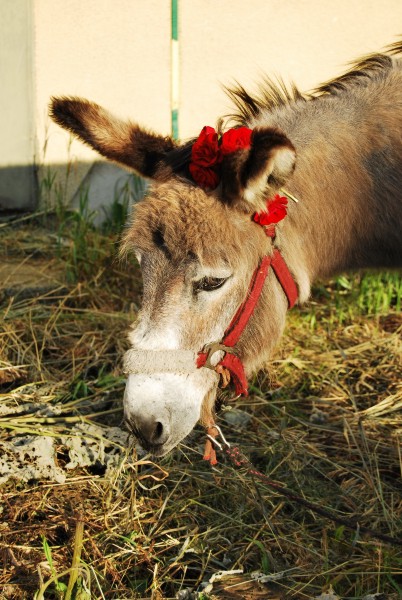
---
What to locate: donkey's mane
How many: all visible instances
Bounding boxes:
[227,40,402,125]
[225,77,306,125]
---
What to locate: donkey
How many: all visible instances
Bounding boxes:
[50,42,402,458]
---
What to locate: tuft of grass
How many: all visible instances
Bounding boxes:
[102,174,147,236]
[39,535,68,598]
[319,272,402,324]
[35,523,91,600]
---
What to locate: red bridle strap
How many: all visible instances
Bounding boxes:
[196,249,297,395]
[271,249,298,309]
[221,254,272,346]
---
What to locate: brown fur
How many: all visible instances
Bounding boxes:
[121,182,271,358]
[51,42,402,416]
[50,97,178,179]
[121,180,289,391]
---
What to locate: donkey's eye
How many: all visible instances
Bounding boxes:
[193,276,227,293]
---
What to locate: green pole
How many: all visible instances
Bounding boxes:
[171,0,179,140]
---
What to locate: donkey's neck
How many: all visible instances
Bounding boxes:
[256,92,402,291]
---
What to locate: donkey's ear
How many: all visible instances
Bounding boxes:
[50,97,179,180]
[220,127,296,212]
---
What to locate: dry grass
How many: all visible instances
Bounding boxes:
[0,216,401,599]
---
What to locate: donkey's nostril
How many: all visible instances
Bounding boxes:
[154,421,164,442]
[126,414,169,448]
[142,419,168,445]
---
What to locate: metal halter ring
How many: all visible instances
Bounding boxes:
[202,341,235,369]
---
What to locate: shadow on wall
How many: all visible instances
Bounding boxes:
[0,165,38,212]
[0,161,147,226]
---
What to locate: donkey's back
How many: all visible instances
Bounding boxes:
[228,44,402,275]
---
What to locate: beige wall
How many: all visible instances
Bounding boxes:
[35,0,171,166]
[180,0,402,135]
[36,0,402,165]
[3,1,402,210]
[0,0,36,209]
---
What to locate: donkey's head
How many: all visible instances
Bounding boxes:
[50,98,297,456]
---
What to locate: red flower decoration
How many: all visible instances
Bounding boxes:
[253,195,288,226]
[189,125,252,190]
[191,126,219,167]
[189,163,220,190]
[220,127,252,156]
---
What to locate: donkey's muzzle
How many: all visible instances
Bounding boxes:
[123,370,218,456]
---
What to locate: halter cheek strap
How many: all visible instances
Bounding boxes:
[271,249,298,308]
[196,249,298,396]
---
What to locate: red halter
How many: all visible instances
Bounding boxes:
[196,220,298,395]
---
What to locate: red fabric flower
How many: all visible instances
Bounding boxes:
[253,195,288,226]
[189,125,252,189]
[191,126,220,167]
[189,163,220,190]
[220,127,252,155]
